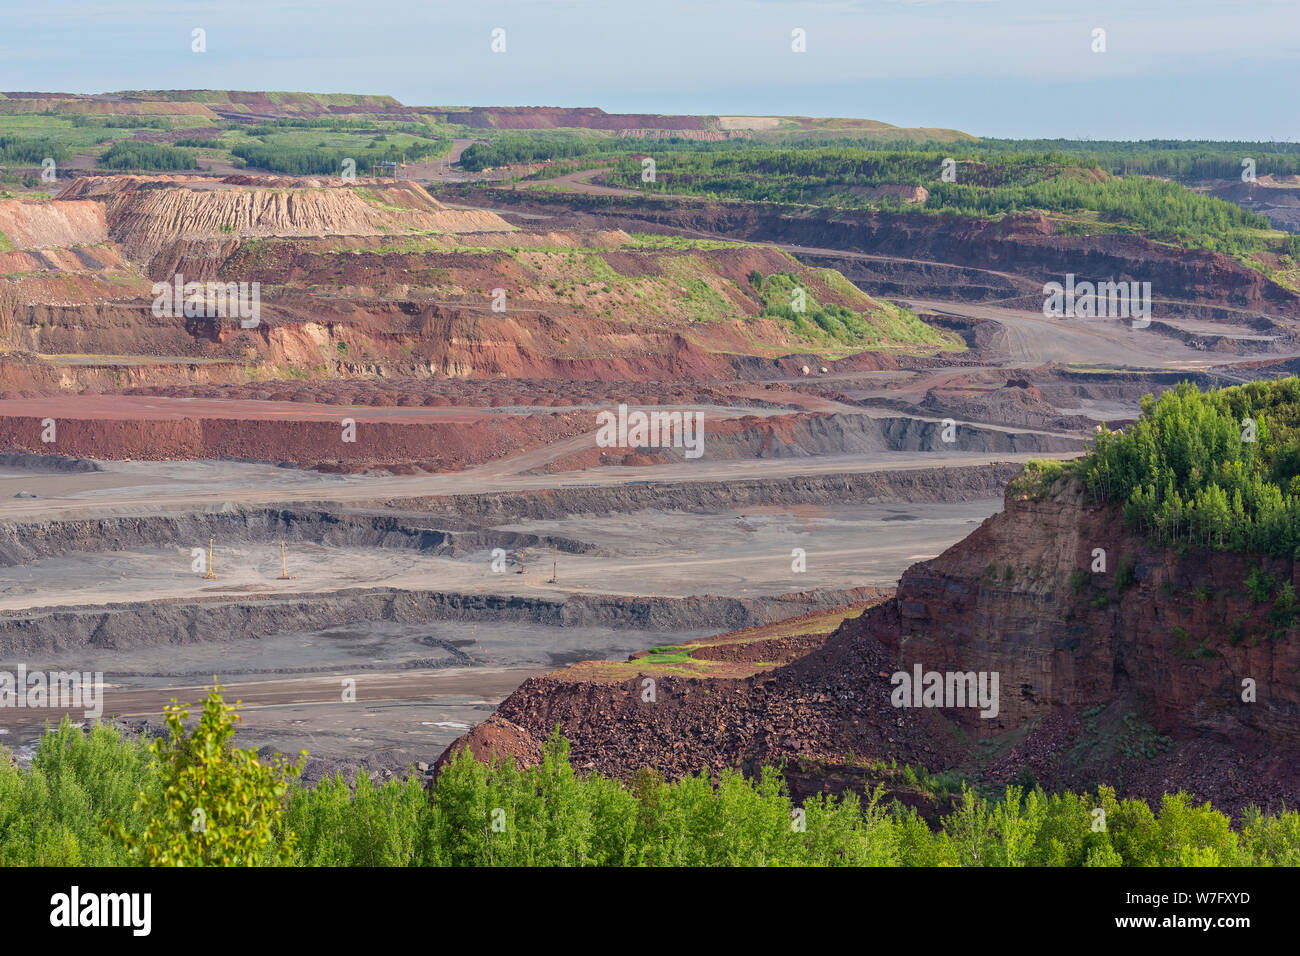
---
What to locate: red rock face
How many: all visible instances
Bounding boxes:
[872,479,1300,747]
[0,407,590,471]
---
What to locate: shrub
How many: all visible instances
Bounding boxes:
[1007,459,1067,500]
[117,685,302,866]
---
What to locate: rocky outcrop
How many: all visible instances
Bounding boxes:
[870,478,1300,746]
[435,605,963,799]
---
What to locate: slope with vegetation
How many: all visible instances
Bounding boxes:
[598,148,1281,258]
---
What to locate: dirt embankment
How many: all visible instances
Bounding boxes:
[0,395,1075,472]
[876,480,1300,743]
[0,198,108,249]
[1202,178,1300,234]
[716,412,1082,458]
[388,461,1025,521]
[439,603,961,814]
[0,408,589,471]
[0,507,591,569]
[1,223,923,390]
[916,384,1100,432]
[52,176,513,262]
[432,106,710,131]
[125,378,799,411]
[571,412,1081,469]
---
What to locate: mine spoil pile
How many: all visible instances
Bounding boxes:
[55,175,512,261]
[442,476,1300,816]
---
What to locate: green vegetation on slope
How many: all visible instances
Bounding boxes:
[0,134,69,165]
[752,269,955,350]
[600,149,1273,256]
[460,132,612,170]
[3,688,1298,867]
[606,147,1052,194]
[0,108,451,177]
[468,133,1300,184]
[974,138,1300,180]
[0,102,1293,261]
[229,135,449,176]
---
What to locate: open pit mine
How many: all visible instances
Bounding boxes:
[1,159,1298,818]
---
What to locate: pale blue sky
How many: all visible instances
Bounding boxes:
[1,0,1296,139]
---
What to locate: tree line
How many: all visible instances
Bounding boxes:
[0,136,69,165]
[97,141,197,171]
[1,689,1295,867]
[230,136,447,176]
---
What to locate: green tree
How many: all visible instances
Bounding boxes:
[116,684,303,866]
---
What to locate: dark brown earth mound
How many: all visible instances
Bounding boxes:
[435,716,544,771]
[435,604,962,810]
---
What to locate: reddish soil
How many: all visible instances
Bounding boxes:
[0,396,589,472]
[120,379,795,410]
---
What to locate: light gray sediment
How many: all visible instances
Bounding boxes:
[381,462,1027,521]
[0,585,882,655]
